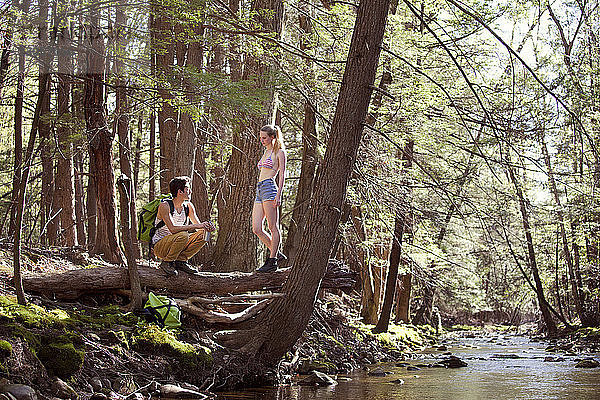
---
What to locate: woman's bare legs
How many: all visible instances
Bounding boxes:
[252,202,272,249]
[263,200,280,258]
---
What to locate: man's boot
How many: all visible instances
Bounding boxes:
[174,260,199,275]
[159,261,178,277]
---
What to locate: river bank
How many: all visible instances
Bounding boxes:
[0,249,598,400]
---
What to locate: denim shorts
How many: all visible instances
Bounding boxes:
[255,178,278,203]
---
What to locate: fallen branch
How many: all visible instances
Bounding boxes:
[21,261,357,300]
[175,296,281,324]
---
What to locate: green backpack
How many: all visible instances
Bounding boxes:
[137,194,189,244]
[143,292,181,328]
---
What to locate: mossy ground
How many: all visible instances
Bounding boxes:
[0,294,213,387]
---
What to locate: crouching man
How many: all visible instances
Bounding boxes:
[153,176,215,276]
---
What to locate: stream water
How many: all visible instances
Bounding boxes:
[215,331,600,400]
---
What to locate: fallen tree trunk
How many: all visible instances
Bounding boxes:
[22,261,356,300]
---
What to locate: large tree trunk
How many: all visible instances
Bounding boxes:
[212,0,284,272]
[56,0,77,246]
[507,154,557,335]
[214,0,391,367]
[84,2,123,265]
[154,6,177,193]
[395,272,411,323]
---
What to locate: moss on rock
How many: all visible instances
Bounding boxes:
[37,341,85,379]
[0,339,12,357]
[132,324,212,368]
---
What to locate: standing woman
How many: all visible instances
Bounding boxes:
[253,125,287,272]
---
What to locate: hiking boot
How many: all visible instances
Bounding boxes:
[174,260,199,275]
[159,261,178,277]
[276,251,287,264]
[257,257,278,273]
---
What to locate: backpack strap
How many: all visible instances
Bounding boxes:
[154,199,175,232]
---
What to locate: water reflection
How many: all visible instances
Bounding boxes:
[215,334,600,400]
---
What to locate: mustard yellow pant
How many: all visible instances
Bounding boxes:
[153,229,206,262]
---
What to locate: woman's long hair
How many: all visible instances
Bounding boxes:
[261,125,285,154]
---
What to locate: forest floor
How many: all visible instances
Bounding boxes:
[0,246,598,400]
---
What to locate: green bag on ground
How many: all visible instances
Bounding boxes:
[143,292,181,328]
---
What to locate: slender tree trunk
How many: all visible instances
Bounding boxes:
[507,154,557,335]
[540,134,585,324]
[115,2,140,258]
[117,176,143,309]
[56,0,77,246]
[73,151,87,247]
[283,2,318,263]
[134,131,141,193]
[9,0,30,238]
[14,71,50,304]
[354,205,378,324]
[84,2,123,264]
[374,139,413,333]
[0,24,12,99]
[148,12,157,202]
[215,0,391,367]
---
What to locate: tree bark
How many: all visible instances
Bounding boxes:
[84,2,123,264]
[213,0,391,367]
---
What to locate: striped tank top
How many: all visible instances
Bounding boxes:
[152,205,188,244]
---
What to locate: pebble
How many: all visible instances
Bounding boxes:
[368,367,391,376]
[575,359,599,368]
[50,378,78,400]
[297,371,337,386]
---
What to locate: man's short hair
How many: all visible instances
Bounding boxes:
[169,176,190,198]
